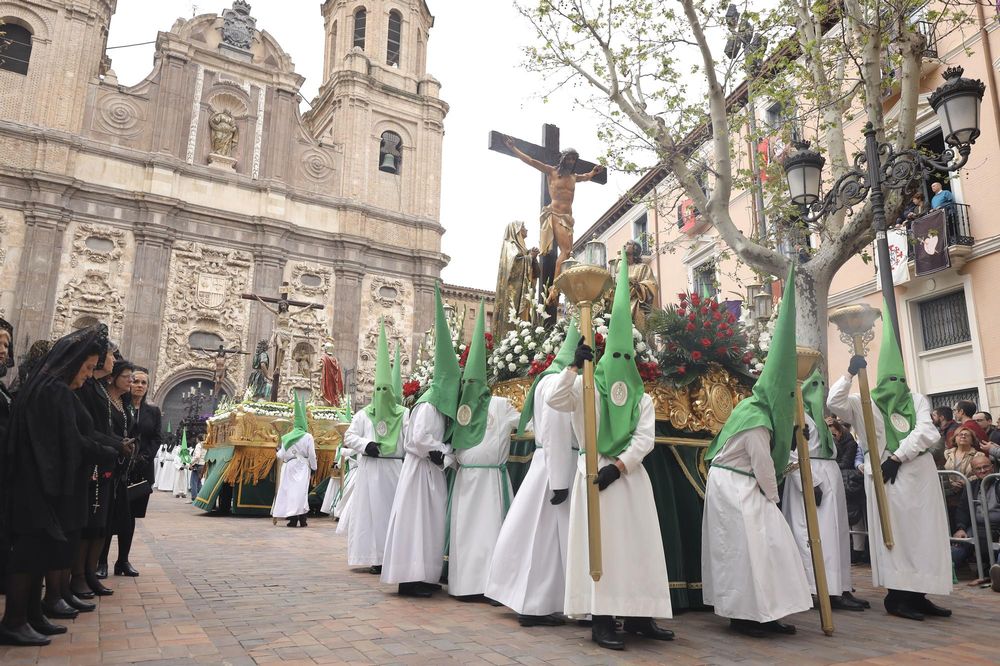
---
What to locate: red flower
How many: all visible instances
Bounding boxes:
[727,312,736,324]
[484,332,494,351]
[595,332,606,347]
[688,313,697,322]
[710,300,719,311]
[458,346,470,367]
[403,380,421,397]
[677,308,686,318]
[700,337,711,347]
[677,364,687,375]
[703,320,713,329]
[716,331,727,340]
[685,322,696,332]
[712,311,722,321]
[691,351,703,361]
[701,307,709,315]
[677,292,688,301]
[691,294,701,306]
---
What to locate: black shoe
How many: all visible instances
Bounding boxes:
[623,617,674,641]
[591,615,625,650]
[398,582,432,598]
[286,519,299,528]
[86,575,113,596]
[299,519,308,527]
[884,596,924,621]
[729,619,767,638]
[29,615,67,636]
[910,595,951,618]
[0,623,51,646]
[72,588,95,600]
[95,563,108,579]
[830,595,866,611]
[763,620,796,635]
[40,599,79,619]
[418,582,442,591]
[114,561,139,577]
[368,565,382,575]
[518,614,565,627]
[842,591,870,609]
[64,594,96,612]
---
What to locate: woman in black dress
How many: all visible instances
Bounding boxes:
[96,361,137,578]
[0,326,117,645]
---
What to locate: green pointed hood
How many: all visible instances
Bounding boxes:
[707,264,798,478]
[416,283,461,423]
[365,320,405,454]
[518,322,582,435]
[179,428,192,464]
[166,421,172,434]
[802,367,835,458]
[452,302,492,449]
[594,255,645,458]
[391,341,403,406]
[871,301,915,453]
[281,393,310,450]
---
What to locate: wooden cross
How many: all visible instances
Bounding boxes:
[488,124,607,323]
[241,282,324,401]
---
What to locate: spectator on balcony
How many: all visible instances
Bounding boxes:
[895,191,925,228]
[951,453,1000,581]
[930,181,955,209]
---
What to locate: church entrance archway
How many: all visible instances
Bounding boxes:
[159,379,228,437]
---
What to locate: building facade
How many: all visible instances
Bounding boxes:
[578,10,1000,413]
[0,0,448,411]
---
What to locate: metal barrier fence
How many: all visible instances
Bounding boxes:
[980,472,1000,569]
[938,469,984,580]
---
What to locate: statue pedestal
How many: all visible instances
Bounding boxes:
[208,153,237,171]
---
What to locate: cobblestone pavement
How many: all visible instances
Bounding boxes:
[2,494,999,665]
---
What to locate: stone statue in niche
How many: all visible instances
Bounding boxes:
[209,110,239,157]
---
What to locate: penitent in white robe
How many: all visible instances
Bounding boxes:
[271,433,318,518]
[782,414,852,595]
[448,397,519,597]
[702,426,812,622]
[546,368,672,619]
[336,409,409,566]
[172,454,191,498]
[157,448,175,492]
[152,445,165,489]
[827,375,951,596]
[381,402,455,586]
[486,373,578,615]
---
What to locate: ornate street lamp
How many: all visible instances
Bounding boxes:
[781,66,985,344]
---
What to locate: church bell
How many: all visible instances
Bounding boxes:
[379,153,398,174]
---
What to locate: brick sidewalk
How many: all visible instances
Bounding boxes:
[2,494,999,665]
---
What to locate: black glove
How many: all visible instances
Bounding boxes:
[550,488,569,505]
[428,450,445,466]
[572,342,594,369]
[365,442,381,458]
[802,423,811,442]
[791,425,799,451]
[881,457,902,484]
[847,355,867,376]
[814,485,823,507]
[594,464,621,491]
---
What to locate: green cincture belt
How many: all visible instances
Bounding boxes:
[443,462,512,560]
[710,463,755,478]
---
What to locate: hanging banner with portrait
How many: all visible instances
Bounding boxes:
[913,209,951,276]
[875,227,910,286]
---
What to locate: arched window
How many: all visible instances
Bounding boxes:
[352,7,367,50]
[0,23,33,75]
[386,10,402,66]
[379,131,402,175]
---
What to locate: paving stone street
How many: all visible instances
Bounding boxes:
[3,495,999,665]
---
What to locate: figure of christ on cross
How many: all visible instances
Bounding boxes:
[191,344,248,399]
[241,281,324,402]
[489,125,606,313]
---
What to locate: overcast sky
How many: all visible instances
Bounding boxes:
[106,1,634,291]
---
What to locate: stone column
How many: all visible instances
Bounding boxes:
[12,213,68,346]
[122,219,174,385]
[411,275,437,361]
[332,266,364,401]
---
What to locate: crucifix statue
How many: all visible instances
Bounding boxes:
[191,344,247,399]
[488,124,606,317]
[241,281,324,402]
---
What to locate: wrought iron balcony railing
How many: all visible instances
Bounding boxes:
[904,202,973,260]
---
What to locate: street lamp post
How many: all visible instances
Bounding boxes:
[781,66,985,345]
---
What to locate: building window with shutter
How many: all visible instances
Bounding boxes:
[353,7,367,50]
[387,10,402,66]
[918,290,971,351]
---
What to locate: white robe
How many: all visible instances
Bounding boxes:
[381,402,455,585]
[152,445,165,489]
[271,433,318,518]
[172,454,191,497]
[827,375,951,595]
[448,397,519,597]
[702,426,812,622]
[157,448,175,492]
[336,409,408,566]
[547,368,672,619]
[333,449,358,519]
[486,373,578,615]
[782,414,852,595]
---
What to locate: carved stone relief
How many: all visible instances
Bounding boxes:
[355,275,413,400]
[52,270,127,340]
[156,241,254,393]
[70,223,127,272]
[94,93,144,138]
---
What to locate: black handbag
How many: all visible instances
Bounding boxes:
[127,479,152,503]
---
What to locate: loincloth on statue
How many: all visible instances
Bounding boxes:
[538,205,575,255]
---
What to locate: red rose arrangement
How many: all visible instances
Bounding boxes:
[402,380,422,398]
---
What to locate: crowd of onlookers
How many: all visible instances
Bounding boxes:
[825,398,1000,591]
[0,320,163,646]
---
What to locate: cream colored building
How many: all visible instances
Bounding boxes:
[0,0,448,422]
[578,11,1000,413]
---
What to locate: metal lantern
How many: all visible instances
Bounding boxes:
[928,66,986,146]
[745,283,763,303]
[583,239,608,268]
[782,141,825,206]
[753,292,773,321]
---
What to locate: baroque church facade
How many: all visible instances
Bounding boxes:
[0,0,448,413]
